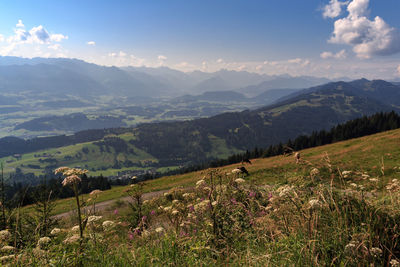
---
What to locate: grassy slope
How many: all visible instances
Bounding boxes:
[1,132,241,177]
[0,133,157,177]
[27,127,400,216]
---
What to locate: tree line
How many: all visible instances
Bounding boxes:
[160,111,400,175]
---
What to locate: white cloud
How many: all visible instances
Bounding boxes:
[327,0,400,58]
[301,59,311,67]
[0,34,3,43]
[320,49,347,59]
[255,65,263,71]
[48,44,61,50]
[288,58,302,64]
[216,58,224,63]
[29,25,50,43]
[50,33,68,42]
[397,65,400,76]
[237,64,247,71]
[87,41,96,46]
[0,21,68,57]
[347,0,369,18]
[106,51,145,67]
[16,19,24,28]
[157,55,167,66]
[201,61,208,71]
[323,0,348,19]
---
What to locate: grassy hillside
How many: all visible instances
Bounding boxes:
[5,127,399,266]
[32,127,400,217]
[0,131,241,178]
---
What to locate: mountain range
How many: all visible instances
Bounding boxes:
[0,56,334,98]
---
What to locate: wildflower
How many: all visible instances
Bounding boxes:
[163,206,172,212]
[128,233,134,240]
[342,170,352,178]
[211,201,217,206]
[155,227,164,234]
[308,199,321,210]
[114,209,119,215]
[0,255,15,262]
[87,215,103,224]
[277,185,294,198]
[231,168,241,174]
[37,237,51,249]
[362,174,370,179]
[54,166,70,174]
[390,259,400,267]
[50,228,61,236]
[171,210,179,216]
[249,191,256,198]
[62,168,88,176]
[187,213,197,220]
[90,189,102,195]
[350,183,358,189]
[63,234,80,244]
[142,230,150,238]
[172,199,180,204]
[1,245,15,253]
[143,200,149,205]
[369,247,382,258]
[369,178,379,183]
[61,175,81,187]
[387,179,400,191]
[310,168,320,178]
[345,240,358,253]
[196,179,205,187]
[71,225,80,233]
[150,210,156,215]
[0,230,10,242]
[102,220,115,231]
[235,178,245,184]
[182,193,191,199]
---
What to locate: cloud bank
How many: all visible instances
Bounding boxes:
[324,0,400,58]
[320,49,347,59]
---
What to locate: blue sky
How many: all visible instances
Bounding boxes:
[0,0,400,79]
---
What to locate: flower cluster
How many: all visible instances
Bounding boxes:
[55,167,88,187]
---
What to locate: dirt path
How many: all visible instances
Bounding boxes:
[52,189,168,220]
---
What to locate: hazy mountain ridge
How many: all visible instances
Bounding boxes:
[0,56,335,98]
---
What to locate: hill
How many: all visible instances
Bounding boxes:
[40,126,400,216]
[1,79,400,178]
[12,126,400,266]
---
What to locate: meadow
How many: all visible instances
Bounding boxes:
[1,128,400,266]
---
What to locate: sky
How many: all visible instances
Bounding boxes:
[0,0,400,79]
